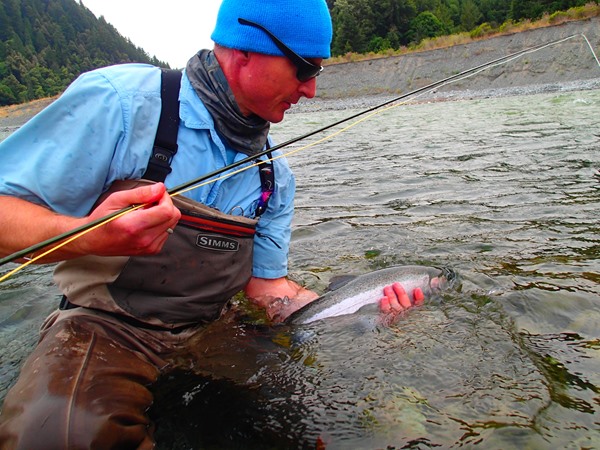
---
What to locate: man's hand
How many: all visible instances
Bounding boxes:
[379,282,424,315]
[244,276,318,323]
[79,182,181,257]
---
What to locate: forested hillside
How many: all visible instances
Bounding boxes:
[329,0,596,54]
[0,0,167,106]
[0,0,597,106]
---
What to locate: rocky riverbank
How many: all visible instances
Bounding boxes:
[295,16,600,112]
[0,96,56,131]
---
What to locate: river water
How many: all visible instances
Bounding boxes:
[1,88,599,449]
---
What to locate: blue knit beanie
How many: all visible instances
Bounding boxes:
[211,0,332,59]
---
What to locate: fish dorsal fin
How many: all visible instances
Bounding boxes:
[326,275,358,292]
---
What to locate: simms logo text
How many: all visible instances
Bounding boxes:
[196,235,239,252]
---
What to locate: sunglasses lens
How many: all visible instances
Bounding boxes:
[297,65,323,82]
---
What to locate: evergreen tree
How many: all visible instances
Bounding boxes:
[327,0,593,55]
[409,11,447,43]
[460,0,484,31]
[0,0,168,106]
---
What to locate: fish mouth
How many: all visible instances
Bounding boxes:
[434,267,458,290]
[442,266,456,280]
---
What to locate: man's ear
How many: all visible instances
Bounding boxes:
[232,49,251,67]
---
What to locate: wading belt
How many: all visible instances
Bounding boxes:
[143,68,275,218]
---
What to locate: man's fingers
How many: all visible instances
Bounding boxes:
[413,287,425,305]
[392,282,412,309]
[135,182,167,206]
[384,285,402,311]
[112,185,180,230]
[380,284,427,317]
[104,182,166,210]
[380,296,391,314]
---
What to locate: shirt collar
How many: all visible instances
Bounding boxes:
[178,70,214,130]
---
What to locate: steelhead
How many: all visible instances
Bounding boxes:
[286,265,455,325]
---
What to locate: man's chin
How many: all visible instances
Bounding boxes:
[256,104,289,124]
[269,110,287,124]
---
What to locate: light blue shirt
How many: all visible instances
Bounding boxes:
[0,63,295,278]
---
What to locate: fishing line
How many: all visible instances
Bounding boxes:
[1,33,597,279]
[581,33,600,67]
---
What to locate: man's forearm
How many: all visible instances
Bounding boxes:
[0,196,83,263]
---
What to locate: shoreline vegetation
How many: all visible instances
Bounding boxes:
[326,2,600,65]
[300,11,600,112]
[1,6,599,127]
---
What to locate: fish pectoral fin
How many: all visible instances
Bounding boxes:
[356,302,380,315]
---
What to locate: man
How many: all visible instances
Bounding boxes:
[0,0,419,447]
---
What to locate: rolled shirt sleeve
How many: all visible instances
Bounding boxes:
[0,64,161,217]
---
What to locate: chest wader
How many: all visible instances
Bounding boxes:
[54,69,276,329]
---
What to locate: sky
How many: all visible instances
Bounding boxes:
[81,0,223,68]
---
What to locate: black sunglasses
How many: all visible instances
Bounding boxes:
[238,18,323,82]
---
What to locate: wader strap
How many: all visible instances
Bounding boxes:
[143,69,182,182]
[143,68,274,217]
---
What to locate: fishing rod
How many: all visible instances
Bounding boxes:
[0,33,591,269]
